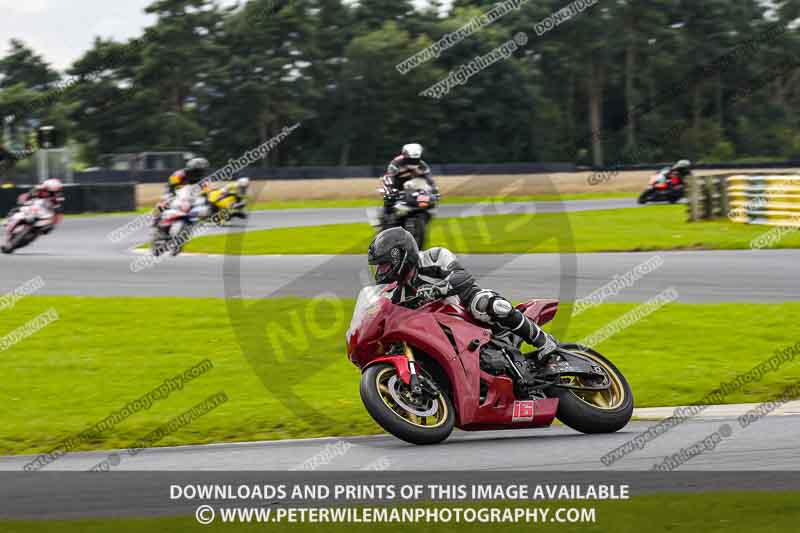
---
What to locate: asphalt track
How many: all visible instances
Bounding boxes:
[0,198,796,302]
[1,415,799,471]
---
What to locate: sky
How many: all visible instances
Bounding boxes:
[0,0,239,70]
[0,0,442,72]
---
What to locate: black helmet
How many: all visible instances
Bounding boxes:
[185,157,209,180]
[367,227,419,284]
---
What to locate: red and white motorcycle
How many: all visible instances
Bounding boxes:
[2,199,61,254]
[151,187,209,257]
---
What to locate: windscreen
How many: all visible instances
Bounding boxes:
[346,284,389,342]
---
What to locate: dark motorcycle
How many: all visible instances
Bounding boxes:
[638,167,684,204]
[377,178,439,249]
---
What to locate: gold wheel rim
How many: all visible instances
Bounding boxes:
[560,350,625,410]
[375,367,448,428]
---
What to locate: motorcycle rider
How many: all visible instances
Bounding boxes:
[367,227,559,363]
[11,178,64,233]
[381,143,439,222]
[667,159,691,188]
[166,157,210,195]
[154,157,210,225]
[236,177,250,199]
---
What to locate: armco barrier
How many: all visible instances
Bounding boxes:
[726,174,800,227]
[687,173,800,227]
[0,184,136,216]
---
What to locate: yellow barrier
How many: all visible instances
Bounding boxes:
[688,174,800,227]
[725,174,800,227]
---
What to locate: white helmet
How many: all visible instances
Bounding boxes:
[673,159,691,169]
[237,177,250,189]
[402,143,423,160]
[42,178,63,193]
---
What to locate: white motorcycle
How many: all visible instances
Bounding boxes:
[2,199,59,254]
[151,187,210,257]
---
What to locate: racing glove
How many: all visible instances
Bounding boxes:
[414,281,451,302]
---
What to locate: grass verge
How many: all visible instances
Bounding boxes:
[3,492,799,532]
[1,296,798,456]
[183,204,800,255]
[247,191,635,210]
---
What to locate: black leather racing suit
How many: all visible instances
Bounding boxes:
[391,247,555,353]
[381,156,439,217]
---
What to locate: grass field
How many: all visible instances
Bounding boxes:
[247,191,636,210]
[4,492,799,532]
[2,295,798,456]
[183,204,800,255]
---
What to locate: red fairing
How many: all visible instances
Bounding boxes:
[365,355,412,385]
[347,290,559,430]
[516,298,559,326]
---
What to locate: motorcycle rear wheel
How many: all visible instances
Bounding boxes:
[360,363,454,445]
[546,344,633,434]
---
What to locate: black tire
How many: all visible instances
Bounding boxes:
[360,363,454,445]
[404,216,426,249]
[547,345,634,434]
[2,226,32,254]
[637,191,650,204]
[168,221,190,256]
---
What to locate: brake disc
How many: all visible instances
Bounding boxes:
[387,375,439,417]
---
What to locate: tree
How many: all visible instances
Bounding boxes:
[0,39,59,90]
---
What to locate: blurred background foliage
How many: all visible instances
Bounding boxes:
[0,0,798,168]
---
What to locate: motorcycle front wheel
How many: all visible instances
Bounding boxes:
[546,344,633,434]
[637,190,651,204]
[404,215,427,249]
[360,363,454,445]
[2,226,33,254]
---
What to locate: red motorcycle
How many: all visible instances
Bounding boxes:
[638,167,685,204]
[347,286,633,445]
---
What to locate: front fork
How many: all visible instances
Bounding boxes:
[405,344,422,395]
[367,342,421,394]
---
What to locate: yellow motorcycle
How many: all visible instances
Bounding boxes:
[204,178,250,220]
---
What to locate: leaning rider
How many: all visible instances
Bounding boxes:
[367,227,560,363]
[154,157,210,224]
[667,159,692,188]
[12,179,64,232]
[166,157,210,195]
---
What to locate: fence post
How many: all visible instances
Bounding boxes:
[703,176,714,220]
[687,173,700,221]
[718,175,729,217]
